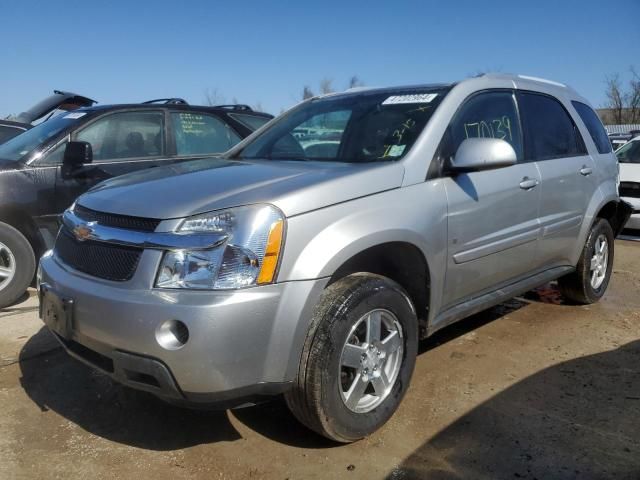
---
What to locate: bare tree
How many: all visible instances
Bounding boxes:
[628,66,640,124]
[203,88,225,106]
[605,74,625,124]
[253,101,264,112]
[319,78,334,95]
[348,75,364,89]
[302,86,314,100]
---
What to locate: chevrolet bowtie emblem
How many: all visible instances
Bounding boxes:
[73,222,95,242]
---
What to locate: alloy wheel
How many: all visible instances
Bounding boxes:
[0,241,16,292]
[589,234,608,290]
[339,309,404,413]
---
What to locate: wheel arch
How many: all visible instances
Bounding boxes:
[595,199,632,237]
[328,241,432,336]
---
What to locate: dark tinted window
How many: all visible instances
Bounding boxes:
[518,92,585,161]
[616,139,640,164]
[445,91,523,161]
[0,126,24,144]
[572,101,612,154]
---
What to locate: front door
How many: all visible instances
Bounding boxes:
[55,110,170,212]
[440,90,542,308]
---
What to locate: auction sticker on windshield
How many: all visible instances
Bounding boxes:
[63,112,86,119]
[382,93,438,105]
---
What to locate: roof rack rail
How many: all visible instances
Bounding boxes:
[142,98,189,105]
[212,104,253,111]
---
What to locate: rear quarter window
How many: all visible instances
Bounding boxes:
[229,113,272,131]
[572,101,612,154]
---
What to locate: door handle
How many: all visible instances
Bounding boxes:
[580,166,593,176]
[519,177,539,190]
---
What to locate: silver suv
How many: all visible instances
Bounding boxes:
[38,74,632,442]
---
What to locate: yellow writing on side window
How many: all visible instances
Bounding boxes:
[464,116,513,142]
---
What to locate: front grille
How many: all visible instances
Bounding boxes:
[55,230,142,281]
[620,182,640,199]
[74,204,160,232]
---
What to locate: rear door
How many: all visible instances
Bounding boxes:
[441,90,542,308]
[517,92,596,268]
[168,111,242,158]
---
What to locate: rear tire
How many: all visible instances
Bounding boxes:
[0,222,36,309]
[558,218,614,304]
[285,273,418,443]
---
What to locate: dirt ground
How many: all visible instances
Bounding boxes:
[1,239,639,480]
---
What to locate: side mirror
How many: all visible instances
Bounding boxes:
[449,138,517,173]
[62,141,93,178]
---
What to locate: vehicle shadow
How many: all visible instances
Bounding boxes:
[388,340,640,480]
[0,290,35,316]
[18,288,590,453]
[19,328,242,451]
[18,297,533,452]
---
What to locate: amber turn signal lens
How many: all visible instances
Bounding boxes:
[257,219,284,284]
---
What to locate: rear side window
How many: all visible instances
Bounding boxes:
[518,92,586,161]
[572,101,612,154]
[171,112,241,155]
[445,90,523,161]
[229,113,271,131]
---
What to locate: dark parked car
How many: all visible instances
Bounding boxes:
[0,101,272,307]
[0,90,96,144]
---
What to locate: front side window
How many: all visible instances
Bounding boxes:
[76,111,164,161]
[616,140,640,164]
[171,112,241,155]
[518,92,585,161]
[572,101,612,154]
[443,90,523,161]
[236,88,449,162]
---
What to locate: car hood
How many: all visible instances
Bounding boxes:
[78,158,405,219]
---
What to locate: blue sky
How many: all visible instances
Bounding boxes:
[1,0,638,118]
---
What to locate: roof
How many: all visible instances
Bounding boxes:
[75,103,273,117]
[314,73,578,104]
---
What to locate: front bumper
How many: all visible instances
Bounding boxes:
[39,253,328,407]
[621,197,640,230]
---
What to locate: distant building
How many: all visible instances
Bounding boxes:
[603,124,640,135]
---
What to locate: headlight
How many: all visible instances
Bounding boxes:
[156,204,284,290]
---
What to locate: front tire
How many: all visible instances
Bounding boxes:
[0,222,36,308]
[285,273,418,442]
[558,218,614,304]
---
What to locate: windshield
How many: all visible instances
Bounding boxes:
[0,112,86,162]
[235,88,448,163]
[616,139,640,164]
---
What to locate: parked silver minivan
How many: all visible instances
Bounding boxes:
[38,74,632,442]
